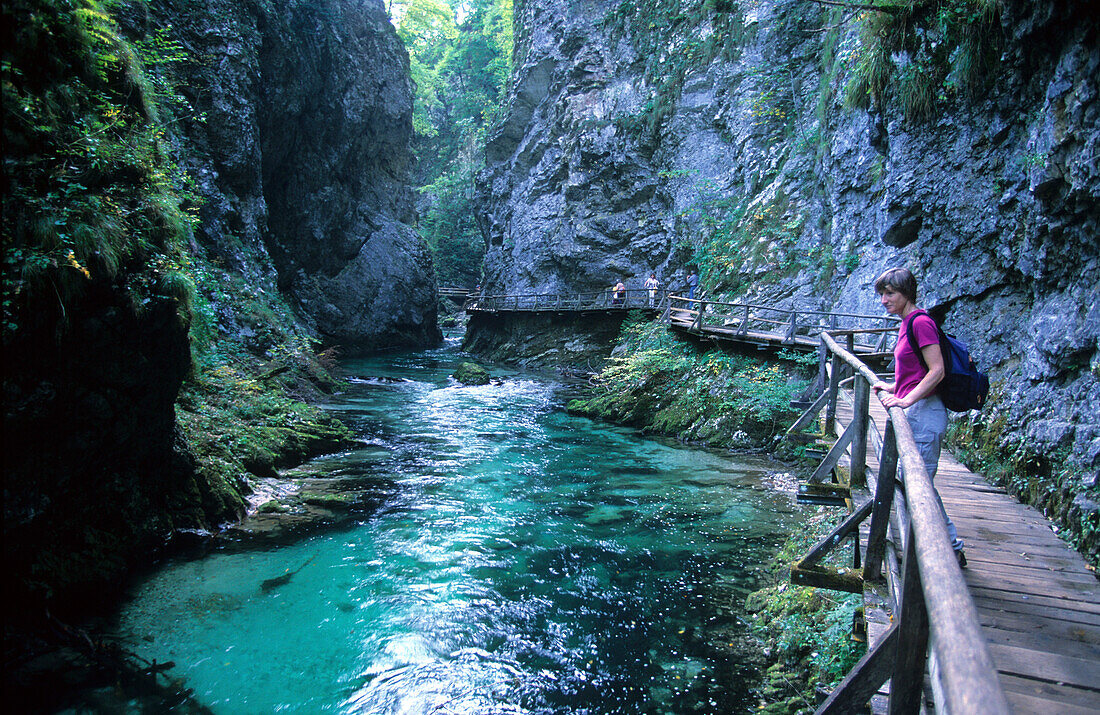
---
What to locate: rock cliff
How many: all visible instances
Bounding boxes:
[127,0,439,352]
[474,0,1097,545]
[2,0,436,616]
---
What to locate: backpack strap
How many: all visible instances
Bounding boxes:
[904,309,932,373]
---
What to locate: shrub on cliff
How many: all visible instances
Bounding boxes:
[568,315,808,448]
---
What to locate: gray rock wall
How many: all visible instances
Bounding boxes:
[130,0,439,352]
[475,0,1098,511]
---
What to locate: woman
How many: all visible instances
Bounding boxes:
[871,267,966,567]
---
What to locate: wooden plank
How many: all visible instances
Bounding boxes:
[963,569,1099,602]
[969,590,1100,624]
[962,543,1096,570]
[987,642,1100,690]
[961,558,1100,587]
[998,673,1100,713]
[1002,688,1100,715]
[980,617,1100,659]
[970,588,1100,619]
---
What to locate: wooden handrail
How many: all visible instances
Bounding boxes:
[814,332,1009,714]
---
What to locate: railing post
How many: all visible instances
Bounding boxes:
[693,302,707,331]
[850,376,870,488]
[786,311,797,342]
[864,419,898,581]
[816,338,828,394]
[888,523,930,714]
[825,351,842,435]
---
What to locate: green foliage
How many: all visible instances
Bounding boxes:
[1,0,202,343]
[569,316,807,447]
[840,0,1002,120]
[680,181,806,297]
[392,0,513,287]
[746,509,866,712]
[176,361,354,485]
[3,0,353,529]
[747,62,797,142]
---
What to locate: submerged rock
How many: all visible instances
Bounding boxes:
[453,362,493,386]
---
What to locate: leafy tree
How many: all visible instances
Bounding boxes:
[391,0,513,288]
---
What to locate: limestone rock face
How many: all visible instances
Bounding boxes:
[475,0,1098,528]
[133,0,439,352]
[478,0,675,296]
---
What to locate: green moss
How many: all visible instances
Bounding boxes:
[568,316,809,448]
[453,361,492,385]
[840,0,1002,121]
[747,509,866,711]
[176,364,355,489]
[301,492,353,508]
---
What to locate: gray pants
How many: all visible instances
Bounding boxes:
[904,395,964,551]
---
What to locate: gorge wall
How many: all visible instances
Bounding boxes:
[127,0,440,352]
[3,0,436,615]
[473,0,1098,549]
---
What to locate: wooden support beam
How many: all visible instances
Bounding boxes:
[864,419,899,580]
[816,624,900,714]
[790,564,864,594]
[850,377,870,488]
[888,525,931,714]
[807,418,858,484]
[798,498,874,567]
[786,389,831,436]
[825,352,842,434]
[797,482,851,505]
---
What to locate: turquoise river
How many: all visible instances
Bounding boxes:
[110,339,807,714]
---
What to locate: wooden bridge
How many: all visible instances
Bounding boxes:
[466,290,1100,712]
[464,288,670,313]
[789,332,1099,714]
[466,291,897,358]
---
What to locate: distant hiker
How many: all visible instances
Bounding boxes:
[612,280,626,306]
[686,269,699,300]
[871,267,966,568]
[644,273,660,307]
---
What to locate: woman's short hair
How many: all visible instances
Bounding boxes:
[874,267,918,302]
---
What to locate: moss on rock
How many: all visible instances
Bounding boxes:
[453,361,492,385]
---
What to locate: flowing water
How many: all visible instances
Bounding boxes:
[111,340,805,714]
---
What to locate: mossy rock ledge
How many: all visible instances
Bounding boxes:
[453,362,493,385]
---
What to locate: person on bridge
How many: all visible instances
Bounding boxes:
[644,273,660,307]
[612,280,626,306]
[871,267,966,567]
[686,269,698,300]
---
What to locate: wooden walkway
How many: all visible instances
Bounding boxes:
[832,392,1100,713]
[666,297,896,360]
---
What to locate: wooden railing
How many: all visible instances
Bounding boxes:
[466,289,672,312]
[788,331,1009,714]
[667,295,898,356]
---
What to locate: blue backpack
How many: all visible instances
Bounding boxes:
[905,310,990,412]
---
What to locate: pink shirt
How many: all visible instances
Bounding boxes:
[894,310,939,400]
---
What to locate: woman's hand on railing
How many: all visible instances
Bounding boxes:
[872,380,910,409]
